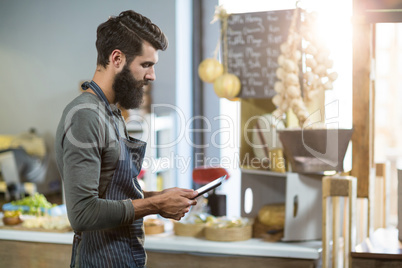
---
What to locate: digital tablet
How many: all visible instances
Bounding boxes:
[193,175,226,199]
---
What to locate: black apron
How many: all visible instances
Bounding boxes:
[71,81,147,268]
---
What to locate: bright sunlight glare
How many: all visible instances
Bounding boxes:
[219,0,353,128]
[218,0,353,217]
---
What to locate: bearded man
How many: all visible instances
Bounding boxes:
[55,10,197,268]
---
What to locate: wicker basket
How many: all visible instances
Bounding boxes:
[204,224,252,242]
[144,219,165,235]
[173,221,206,238]
[144,224,164,235]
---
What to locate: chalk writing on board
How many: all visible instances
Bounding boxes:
[226,9,295,98]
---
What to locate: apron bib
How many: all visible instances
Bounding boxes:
[71,81,147,268]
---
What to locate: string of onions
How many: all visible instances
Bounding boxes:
[272,8,338,128]
[198,6,242,100]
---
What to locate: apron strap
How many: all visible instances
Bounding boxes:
[71,231,82,267]
[81,81,121,138]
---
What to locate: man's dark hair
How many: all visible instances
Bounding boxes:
[96,10,168,68]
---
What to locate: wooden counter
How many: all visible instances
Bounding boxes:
[351,228,402,268]
[0,228,322,267]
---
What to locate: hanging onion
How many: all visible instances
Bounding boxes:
[287,85,301,98]
[285,73,300,86]
[328,72,338,81]
[283,59,297,72]
[274,81,284,93]
[272,94,283,107]
[213,73,241,99]
[198,58,224,83]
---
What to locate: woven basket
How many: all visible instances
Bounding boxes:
[144,224,164,235]
[144,219,165,235]
[204,224,252,242]
[173,221,206,238]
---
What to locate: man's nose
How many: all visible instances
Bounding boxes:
[145,67,156,81]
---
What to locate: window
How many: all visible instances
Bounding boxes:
[218,0,352,216]
[375,23,402,227]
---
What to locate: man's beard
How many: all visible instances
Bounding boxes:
[113,64,147,110]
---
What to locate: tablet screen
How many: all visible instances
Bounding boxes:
[193,175,226,199]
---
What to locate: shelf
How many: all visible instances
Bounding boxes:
[240,168,287,178]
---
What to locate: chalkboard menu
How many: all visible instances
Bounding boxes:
[226,9,295,98]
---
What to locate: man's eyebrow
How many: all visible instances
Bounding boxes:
[141,61,156,66]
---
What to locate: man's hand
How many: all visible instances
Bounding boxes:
[132,187,198,221]
[157,188,198,220]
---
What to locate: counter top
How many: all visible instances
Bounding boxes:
[0,229,321,260]
[352,228,402,259]
[145,233,321,259]
[351,228,402,268]
[0,229,74,244]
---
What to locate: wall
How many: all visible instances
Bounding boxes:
[0,0,177,135]
[0,0,188,192]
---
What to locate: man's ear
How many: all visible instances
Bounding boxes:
[110,49,126,72]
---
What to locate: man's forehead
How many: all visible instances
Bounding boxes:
[134,43,159,63]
